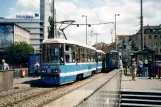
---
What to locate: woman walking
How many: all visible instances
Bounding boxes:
[131,58,137,81]
[143,60,148,77]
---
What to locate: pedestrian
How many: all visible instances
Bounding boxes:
[33,61,40,78]
[131,58,137,81]
[143,59,148,77]
[138,58,143,77]
[118,57,123,72]
[148,56,154,79]
[124,58,128,75]
[1,59,9,70]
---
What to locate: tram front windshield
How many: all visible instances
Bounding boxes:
[42,43,64,64]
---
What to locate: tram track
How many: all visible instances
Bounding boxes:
[0,73,105,107]
[0,87,33,99]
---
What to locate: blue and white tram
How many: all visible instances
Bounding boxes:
[96,50,105,73]
[40,39,98,84]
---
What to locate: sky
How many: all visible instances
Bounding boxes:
[0,0,161,45]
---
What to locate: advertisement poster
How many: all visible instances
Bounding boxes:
[29,55,41,74]
[0,25,13,48]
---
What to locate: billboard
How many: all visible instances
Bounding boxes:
[29,55,41,74]
[16,13,39,19]
[0,25,14,48]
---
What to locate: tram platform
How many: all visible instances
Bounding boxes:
[121,74,161,91]
[120,73,161,107]
[44,69,121,107]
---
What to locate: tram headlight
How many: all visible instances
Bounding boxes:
[41,70,45,73]
[56,69,61,73]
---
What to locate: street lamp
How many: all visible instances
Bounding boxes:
[82,15,87,45]
[115,14,120,50]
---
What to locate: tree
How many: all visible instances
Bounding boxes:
[48,16,54,38]
[4,42,33,65]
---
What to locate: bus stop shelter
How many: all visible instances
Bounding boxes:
[130,49,155,68]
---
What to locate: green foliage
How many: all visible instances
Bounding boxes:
[4,42,33,65]
[48,16,54,38]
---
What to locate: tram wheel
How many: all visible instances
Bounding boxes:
[76,74,83,80]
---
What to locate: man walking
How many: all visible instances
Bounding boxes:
[118,57,123,72]
[131,58,137,81]
[148,56,154,79]
[33,61,40,78]
[124,58,128,75]
[1,59,9,70]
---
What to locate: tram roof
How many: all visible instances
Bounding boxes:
[42,38,96,50]
[110,50,118,53]
[96,50,105,54]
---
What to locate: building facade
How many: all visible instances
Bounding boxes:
[0,23,30,48]
[40,0,57,39]
[14,24,30,43]
[117,35,132,62]
[0,19,43,53]
[132,25,161,55]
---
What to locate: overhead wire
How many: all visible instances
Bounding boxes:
[84,0,103,23]
[88,0,100,16]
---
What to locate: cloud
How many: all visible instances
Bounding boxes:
[7,0,40,18]
[6,0,161,45]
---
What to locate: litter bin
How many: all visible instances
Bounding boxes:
[20,69,25,78]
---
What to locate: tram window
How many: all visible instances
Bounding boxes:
[65,45,69,51]
[65,45,76,63]
[91,51,95,62]
[87,49,91,62]
[84,48,88,62]
[80,47,85,62]
[71,45,76,63]
[95,52,98,62]
[98,53,102,62]
[76,46,80,63]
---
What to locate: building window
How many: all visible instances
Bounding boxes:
[160,35,161,39]
[156,42,158,46]
[155,48,158,54]
[149,35,152,39]
[146,29,150,34]
[155,35,158,39]
[160,48,161,53]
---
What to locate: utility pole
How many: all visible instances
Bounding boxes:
[94,33,99,45]
[93,33,99,49]
[140,0,144,51]
[115,14,116,50]
[82,15,87,45]
[115,14,120,50]
[53,0,55,38]
[86,16,87,45]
